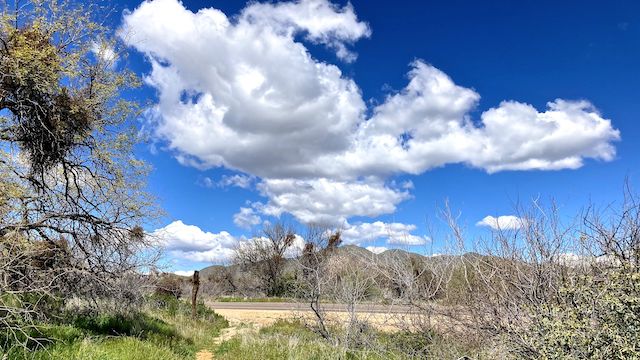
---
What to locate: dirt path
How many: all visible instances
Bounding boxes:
[194,316,258,360]
[195,350,213,360]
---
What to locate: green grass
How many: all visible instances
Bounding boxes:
[213,319,488,360]
[1,295,228,360]
[1,296,487,359]
[214,320,403,360]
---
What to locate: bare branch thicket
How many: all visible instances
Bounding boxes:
[0,0,158,348]
[438,186,640,358]
[329,251,380,349]
[294,224,341,341]
[295,226,388,350]
[204,263,239,298]
[373,248,453,333]
[583,182,640,266]
[233,221,297,297]
[435,201,579,354]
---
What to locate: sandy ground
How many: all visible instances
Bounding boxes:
[195,304,452,359]
[195,350,213,360]
[213,307,405,331]
[214,309,292,327]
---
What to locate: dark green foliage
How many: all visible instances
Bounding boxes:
[379,330,434,358]
[68,312,177,339]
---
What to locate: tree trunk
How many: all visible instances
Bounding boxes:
[191,270,200,319]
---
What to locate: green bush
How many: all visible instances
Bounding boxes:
[523,267,640,359]
[68,312,178,339]
[379,330,434,358]
[148,294,228,325]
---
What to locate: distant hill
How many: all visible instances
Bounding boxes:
[184,244,487,299]
[197,244,456,277]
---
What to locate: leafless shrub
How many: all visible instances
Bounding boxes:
[204,265,238,297]
[154,273,185,299]
[295,225,390,349]
[436,184,640,358]
[373,248,453,335]
[234,221,297,297]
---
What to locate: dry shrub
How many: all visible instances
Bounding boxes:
[154,274,185,299]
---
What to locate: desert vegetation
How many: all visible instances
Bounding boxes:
[199,188,640,359]
[0,0,638,359]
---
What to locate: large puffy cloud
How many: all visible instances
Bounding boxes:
[241,0,370,62]
[152,220,238,263]
[121,0,367,180]
[122,0,620,225]
[332,63,619,177]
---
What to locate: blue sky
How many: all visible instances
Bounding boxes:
[110,0,638,273]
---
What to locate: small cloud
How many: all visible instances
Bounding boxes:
[366,246,388,254]
[618,22,630,31]
[200,176,215,188]
[476,215,526,230]
[90,41,118,67]
[173,270,194,277]
[233,207,262,229]
[219,174,254,189]
[341,221,426,246]
[387,234,429,246]
[199,174,254,189]
[151,220,238,263]
[401,180,414,190]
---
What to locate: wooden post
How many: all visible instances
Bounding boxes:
[191,270,200,319]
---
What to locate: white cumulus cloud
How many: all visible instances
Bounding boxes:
[366,246,388,254]
[173,270,195,277]
[152,220,238,263]
[122,0,620,226]
[255,178,409,225]
[233,207,262,229]
[476,215,527,230]
[341,221,428,246]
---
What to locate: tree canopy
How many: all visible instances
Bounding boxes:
[0,0,158,342]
